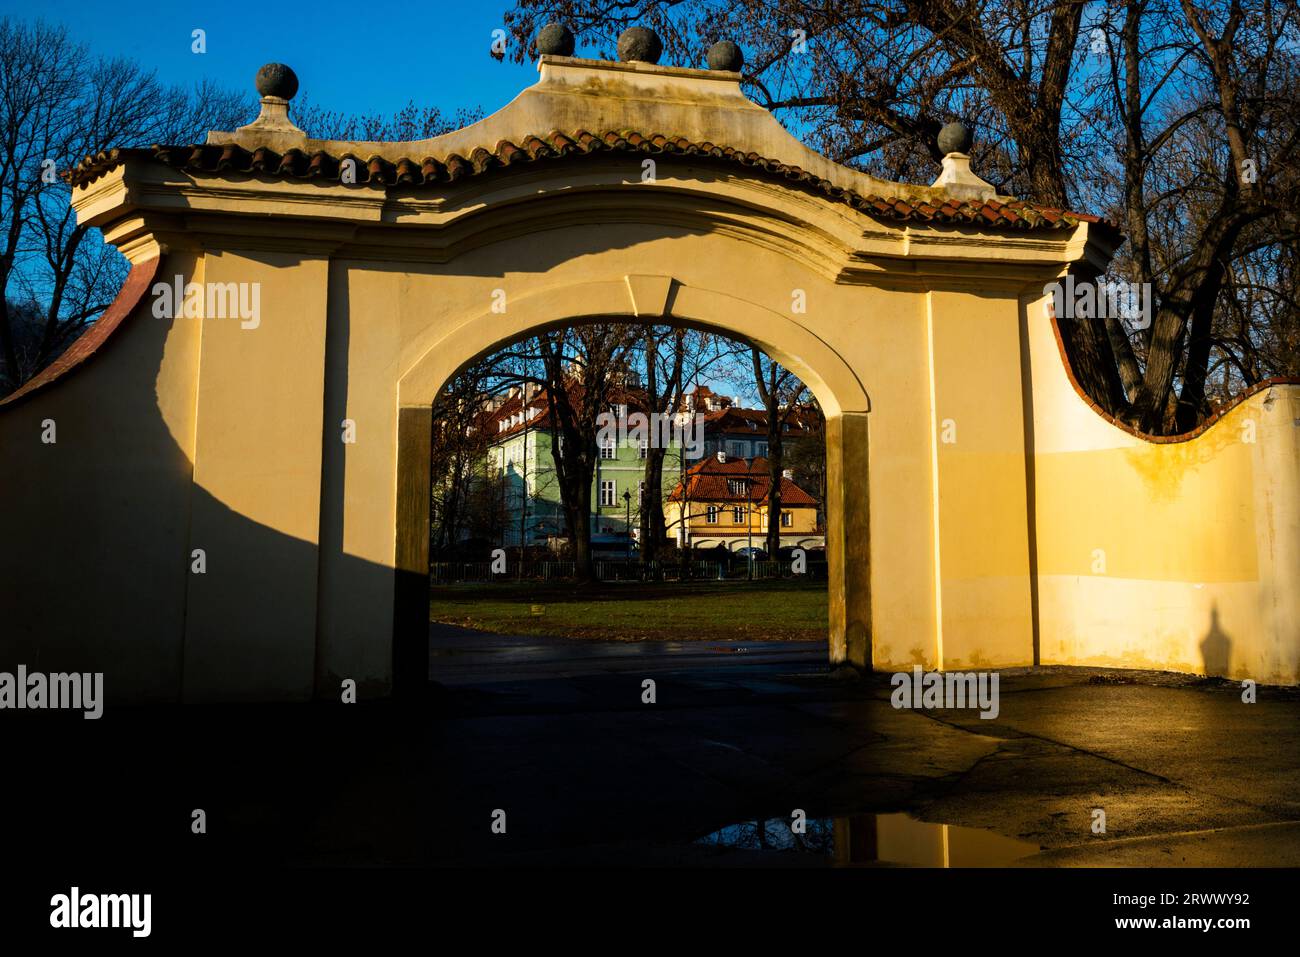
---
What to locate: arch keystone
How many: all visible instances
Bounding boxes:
[624,274,676,318]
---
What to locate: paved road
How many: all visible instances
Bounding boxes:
[413,625,1300,866]
[8,625,1298,868]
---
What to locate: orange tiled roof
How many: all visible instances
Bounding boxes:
[702,405,819,433]
[479,381,655,442]
[0,259,160,408]
[668,455,819,506]
[69,131,1116,233]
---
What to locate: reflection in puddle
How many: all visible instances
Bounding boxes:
[695,813,1039,866]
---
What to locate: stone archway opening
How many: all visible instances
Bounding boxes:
[396,313,859,692]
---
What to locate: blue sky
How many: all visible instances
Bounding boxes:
[0,0,535,122]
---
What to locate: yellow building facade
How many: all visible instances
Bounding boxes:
[0,49,1296,701]
[666,454,823,552]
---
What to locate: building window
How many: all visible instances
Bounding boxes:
[706,505,719,524]
[600,480,616,507]
[781,511,792,527]
[600,439,616,460]
[726,440,747,459]
[733,506,744,523]
[639,441,648,460]
[755,442,768,457]
[727,479,746,496]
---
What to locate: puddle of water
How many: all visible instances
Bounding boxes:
[694,812,1039,866]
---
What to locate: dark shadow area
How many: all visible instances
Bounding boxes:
[0,652,893,870]
[1199,603,1233,678]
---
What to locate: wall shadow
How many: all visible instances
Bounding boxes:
[0,262,418,704]
[1199,603,1233,679]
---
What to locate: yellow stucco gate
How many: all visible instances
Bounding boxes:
[2,53,1297,702]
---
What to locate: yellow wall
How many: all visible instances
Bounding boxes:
[923,289,1035,670]
[181,250,330,701]
[1024,289,1300,684]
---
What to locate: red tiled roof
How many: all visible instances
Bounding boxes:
[478,381,653,442]
[702,405,820,433]
[69,131,1117,234]
[668,455,818,506]
[478,391,554,440]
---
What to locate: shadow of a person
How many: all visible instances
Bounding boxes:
[1199,603,1232,677]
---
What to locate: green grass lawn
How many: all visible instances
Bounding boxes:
[429,579,829,641]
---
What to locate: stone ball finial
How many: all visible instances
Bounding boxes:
[937,121,973,156]
[706,40,744,72]
[617,26,663,64]
[536,23,576,57]
[255,63,299,100]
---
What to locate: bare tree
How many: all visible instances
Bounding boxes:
[482,324,639,580]
[0,18,246,394]
[751,349,811,557]
[293,99,482,142]
[637,325,686,561]
[430,363,497,556]
[783,401,828,531]
[636,325,731,561]
[539,325,641,579]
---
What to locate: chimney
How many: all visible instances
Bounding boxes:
[716,451,727,464]
[782,469,794,480]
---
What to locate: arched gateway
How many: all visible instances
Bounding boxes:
[2,52,1297,702]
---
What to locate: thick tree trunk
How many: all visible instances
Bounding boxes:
[765,430,783,558]
[567,478,594,581]
[1058,312,1128,416]
[1174,264,1224,433]
[1129,207,1252,432]
[640,445,667,559]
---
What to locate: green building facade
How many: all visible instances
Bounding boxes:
[487,419,687,550]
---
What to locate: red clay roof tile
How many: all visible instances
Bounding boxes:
[667,456,819,506]
[70,133,1117,234]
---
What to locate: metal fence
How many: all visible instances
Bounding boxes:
[430,559,827,584]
